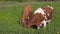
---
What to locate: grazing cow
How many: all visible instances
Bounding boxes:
[22,6,53,29]
[33,6,53,28]
[19,4,32,24]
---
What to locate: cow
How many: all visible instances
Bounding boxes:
[19,4,32,24]
[22,6,53,29]
[33,6,53,28]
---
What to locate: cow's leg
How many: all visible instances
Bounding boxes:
[39,22,43,28]
[42,20,47,28]
[37,27,40,29]
[36,22,42,29]
[37,23,42,29]
[37,24,41,29]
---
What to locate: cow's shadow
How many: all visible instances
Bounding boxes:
[31,25,37,29]
[31,24,44,29]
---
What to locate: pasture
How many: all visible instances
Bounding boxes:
[0,2,60,34]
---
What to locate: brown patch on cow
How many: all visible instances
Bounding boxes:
[23,13,44,28]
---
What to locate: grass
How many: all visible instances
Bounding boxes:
[0,2,60,34]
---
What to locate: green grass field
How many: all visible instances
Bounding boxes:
[0,2,60,34]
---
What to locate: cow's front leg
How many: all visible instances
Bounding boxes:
[37,27,40,29]
[42,20,47,28]
[36,22,42,29]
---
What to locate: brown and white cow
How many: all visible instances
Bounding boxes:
[22,6,53,29]
[19,4,32,24]
[33,6,53,28]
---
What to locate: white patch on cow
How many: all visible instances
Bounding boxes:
[44,16,47,20]
[48,6,53,10]
[34,8,47,20]
[48,13,49,16]
[34,8,45,15]
[39,23,42,26]
[42,20,47,28]
[37,27,40,29]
